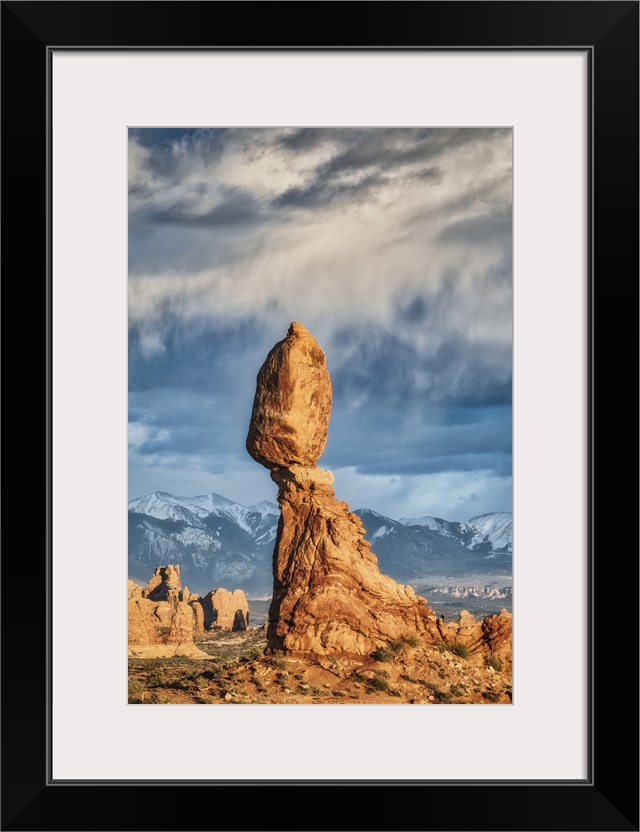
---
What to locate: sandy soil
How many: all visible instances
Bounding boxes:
[128,628,512,705]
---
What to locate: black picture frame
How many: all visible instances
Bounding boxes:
[2,2,638,830]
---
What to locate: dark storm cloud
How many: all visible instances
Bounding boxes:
[272,127,507,212]
[350,452,512,478]
[129,127,227,179]
[129,316,267,395]
[129,383,253,462]
[144,186,263,228]
[439,213,512,248]
[329,324,511,410]
[273,171,388,210]
[323,400,512,478]
[278,127,506,170]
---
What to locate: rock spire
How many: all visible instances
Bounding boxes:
[247,323,438,658]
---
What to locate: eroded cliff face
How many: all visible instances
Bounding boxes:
[246,323,440,658]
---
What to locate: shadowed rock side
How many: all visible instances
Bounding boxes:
[246,323,440,658]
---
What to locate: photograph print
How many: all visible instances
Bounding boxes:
[127,127,513,704]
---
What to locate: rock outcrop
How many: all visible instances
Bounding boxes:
[199,588,249,631]
[142,565,181,605]
[127,592,208,658]
[128,579,143,599]
[128,598,163,645]
[246,323,440,658]
[191,599,205,634]
[128,568,251,656]
[436,608,513,656]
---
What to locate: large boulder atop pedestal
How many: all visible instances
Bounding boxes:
[246,322,332,468]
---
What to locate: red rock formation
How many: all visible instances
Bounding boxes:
[246,322,332,468]
[246,323,439,658]
[436,608,513,656]
[190,600,205,634]
[128,575,206,658]
[128,579,143,600]
[199,588,249,631]
[128,598,163,645]
[128,569,250,657]
[179,586,196,604]
[142,565,181,605]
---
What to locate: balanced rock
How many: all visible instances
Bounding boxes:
[199,588,249,631]
[246,322,332,468]
[247,324,439,658]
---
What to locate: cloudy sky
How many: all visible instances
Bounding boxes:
[128,127,512,522]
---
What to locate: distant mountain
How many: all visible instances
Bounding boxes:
[355,509,512,582]
[398,511,512,554]
[128,491,278,596]
[128,491,511,597]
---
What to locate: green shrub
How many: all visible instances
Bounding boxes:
[483,691,500,702]
[367,676,390,692]
[371,647,394,662]
[434,691,453,704]
[437,641,470,659]
[128,678,144,696]
[147,671,165,688]
[147,692,172,704]
[424,682,452,703]
[402,635,420,648]
[485,654,504,672]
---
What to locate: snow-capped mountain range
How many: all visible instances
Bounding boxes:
[128,491,511,597]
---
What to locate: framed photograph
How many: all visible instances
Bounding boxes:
[3,2,637,830]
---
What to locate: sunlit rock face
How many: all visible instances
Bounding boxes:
[246,322,332,469]
[247,323,439,658]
